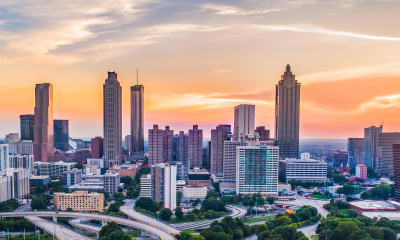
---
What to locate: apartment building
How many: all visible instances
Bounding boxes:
[54,191,104,213]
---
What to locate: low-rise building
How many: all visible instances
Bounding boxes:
[176,180,186,191]
[62,169,82,187]
[279,158,327,183]
[140,174,152,198]
[83,165,100,175]
[182,186,208,201]
[356,164,367,180]
[188,168,210,187]
[86,158,104,169]
[35,161,76,176]
[109,164,141,179]
[54,191,103,213]
[349,200,400,212]
[29,175,50,188]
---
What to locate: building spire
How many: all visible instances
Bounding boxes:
[286,64,290,72]
[137,69,138,85]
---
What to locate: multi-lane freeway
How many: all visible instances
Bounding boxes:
[68,218,102,232]
[25,216,89,240]
[0,211,176,240]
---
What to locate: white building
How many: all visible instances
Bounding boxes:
[279,158,327,183]
[182,186,208,201]
[0,144,9,171]
[301,152,311,160]
[5,133,20,143]
[87,158,104,168]
[149,163,177,210]
[140,174,152,198]
[236,145,279,197]
[233,105,255,141]
[8,141,33,155]
[5,168,29,200]
[0,175,11,202]
[176,180,186,192]
[9,155,34,174]
[62,169,83,187]
[103,170,121,194]
[35,161,76,176]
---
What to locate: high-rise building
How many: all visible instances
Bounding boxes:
[236,145,279,197]
[177,131,188,162]
[103,72,122,163]
[0,144,9,170]
[130,83,144,154]
[9,155,34,174]
[348,138,364,167]
[163,126,174,162]
[125,135,132,153]
[54,120,69,151]
[377,132,400,173]
[210,124,231,179]
[392,144,400,202]
[274,64,300,159]
[0,175,11,202]
[33,83,54,162]
[148,124,163,165]
[255,126,270,141]
[233,105,255,141]
[20,115,34,141]
[188,125,203,168]
[8,141,33,156]
[5,168,30,200]
[5,133,20,143]
[364,125,383,168]
[150,163,177,210]
[91,137,103,159]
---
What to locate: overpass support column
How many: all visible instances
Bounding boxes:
[53,216,57,223]
[102,221,108,226]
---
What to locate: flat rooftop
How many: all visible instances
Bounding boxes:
[362,211,400,220]
[188,168,209,174]
[280,159,324,164]
[350,200,400,210]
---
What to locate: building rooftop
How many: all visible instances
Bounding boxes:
[35,161,76,166]
[188,168,209,174]
[280,159,324,164]
[350,200,400,210]
[54,191,102,196]
[110,164,139,170]
[29,175,49,179]
[176,180,186,185]
[361,211,400,220]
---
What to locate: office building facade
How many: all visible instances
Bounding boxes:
[35,161,76,176]
[103,71,122,163]
[33,83,54,162]
[91,137,103,159]
[274,64,300,159]
[5,133,20,143]
[210,124,231,178]
[62,169,82,187]
[54,120,69,151]
[150,163,177,210]
[279,159,327,183]
[392,144,400,203]
[255,126,270,141]
[163,126,174,162]
[177,131,188,162]
[130,84,144,153]
[348,138,364,167]
[233,104,255,141]
[188,125,203,168]
[377,132,400,173]
[54,191,104,213]
[236,145,279,196]
[125,135,132,153]
[5,168,30,200]
[0,144,9,171]
[0,175,12,202]
[8,141,33,156]
[20,115,34,141]
[364,125,383,168]
[9,155,34,174]
[148,124,164,165]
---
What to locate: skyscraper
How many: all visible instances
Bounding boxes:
[377,132,400,173]
[392,144,400,202]
[91,136,103,159]
[255,126,270,141]
[177,131,188,162]
[54,120,69,151]
[188,125,203,168]
[210,124,231,178]
[130,82,144,154]
[125,135,132,153]
[364,125,383,168]
[274,64,301,159]
[233,104,255,141]
[0,144,9,170]
[163,126,174,162]
[33,83,54,162]
[148,124,163,165]
[103,72,122,163]
[348,138,364,167]
[20,114,34,141]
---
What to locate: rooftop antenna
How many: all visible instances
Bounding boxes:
[136,69,138,85]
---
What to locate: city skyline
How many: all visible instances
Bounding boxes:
[1,0,400,139]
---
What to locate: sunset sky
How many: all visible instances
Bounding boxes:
[1,0,400,139]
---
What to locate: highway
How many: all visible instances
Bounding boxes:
[173,205,247,231]
[120,201,181,235]
[68,218,102,232]
[25,216,89,240]
[0,211,176,240]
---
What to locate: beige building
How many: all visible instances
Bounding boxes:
[109,164,140,179]
[54,191,104,213]
[182,186,208,201]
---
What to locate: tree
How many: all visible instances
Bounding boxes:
[206,191,219,200]
[99,221,122,237]
[336,221,359,239]
[257,197,265,205]
[177,191,183,206]
[159,208,172,221]
[108,202,122,213]
[31,196,47,210]
[334,174,347,183]
[113,192,125,201]
[274,216,291,227]
[175,207,184,220]
[120,176,133,186]
[135,197,156,213]
[267,197,275,204]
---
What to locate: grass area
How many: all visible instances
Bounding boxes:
[311,193,333,199]
[243,215,275,223]
[310,235,319,240]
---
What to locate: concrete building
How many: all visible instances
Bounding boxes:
[364,125,383,168]
[5,168,29,200]
[87,158,104,169]
[20,114,34,141]
[8,141,33,156]
[5,133,20,143]
[348,138,364,167]
[83,164,100,175]
[177,131,188,162]
[393,144,400,203]
[378,132,400,173]
[210,124,231,179]
[188,125,203,168]
[148,124,163,165]
[0,144,9,171]
[182,186,207,201]
[150,163,177,210]
[349,200,400,212]
[176,180,186,192]
[236,145,279,197]
[103,71,122,163]
[255,126,270,141]
[274,64,300,159]
[130,83,144,154]
[33,83,54,162]
[188,168,210,187]
[70,171,121,194]
[110,164,140,179]
[356,164,367,180]
[125,135,132,153]
[163,126,174,162]
[0,175,12,202]
[35,161,76,176]
[75,149,91,164]
[62,169,82,187]
[233,105,255,141]
[29,175,50,188]
[279,158,327,183]
[103,170,120,194]
[140,174,152,198]
[68,180,105,194]
[166,161,188,180]
[54,191,104,213]
[54,120,69,151]
[91,137,103,159]
[9,154,34,174]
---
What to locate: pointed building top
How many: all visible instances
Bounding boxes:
[286,64,291,72]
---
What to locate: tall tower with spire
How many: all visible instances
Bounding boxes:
[130,69,144,154]
[274,64,301,159]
